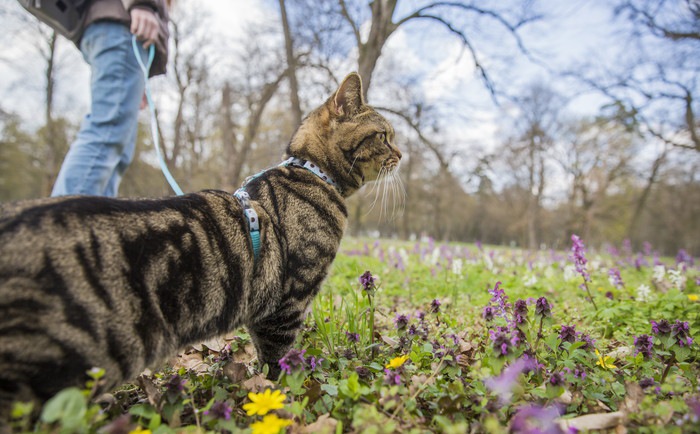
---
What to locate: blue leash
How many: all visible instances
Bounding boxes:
[131,36,184,196]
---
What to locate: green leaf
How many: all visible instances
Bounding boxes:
[39,388,87,430]
[672,345,691,362]
[129,404,158,419]
[321,384,339,397]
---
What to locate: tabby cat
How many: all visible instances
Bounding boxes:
[0,72,401,416]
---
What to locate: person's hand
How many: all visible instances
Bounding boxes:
[130,8,159,48]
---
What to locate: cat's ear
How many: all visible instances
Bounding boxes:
[333,72,365,117]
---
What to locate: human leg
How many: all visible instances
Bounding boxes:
[51,22,145,197]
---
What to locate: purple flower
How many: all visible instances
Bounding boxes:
[430,298,441,313]
[634,334,654,359]
[510,404,563,434]
[514,299,528,325]
[278,348,307,375]
[482,306,495,321]
[165,374,186,397]
[489,327,511,356]
[676,249,694,267]
[307,355,323,371]
[686,397,700,423]
[548,371,565,387]
[535,297,552,317]
[485,357,534,404]
[383,368,402,385]
[355,366,371,379]
[671,320,693,347]
[651,319,672,335]
[346,331,360,343]
[634,254,648,270]
[570,234,591,283]
[608,267,624,289]
[359,270,376,292]
[204,401,232,420]
[559,325,577,344]
[578,332,595,350]
[394,313,410,330]
[639,377,655,389]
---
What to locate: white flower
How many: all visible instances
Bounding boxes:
[482,253,494,271]
[667,269,686,291]
[451,258,463,276]
[590,258,602,271]
[523,273,538,287]
[398,248,409,266]
[563,264,577,282]
[430,248,441,266]
[653,265,666,281]
[636,284,651,302]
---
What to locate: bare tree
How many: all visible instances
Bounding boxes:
[279,0,303,127]
[575,0,700,152]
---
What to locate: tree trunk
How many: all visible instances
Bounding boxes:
[279,0,303,127]
[42,32,58,196]
[349,0,398,98]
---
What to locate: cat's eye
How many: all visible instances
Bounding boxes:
[377,132,386,143]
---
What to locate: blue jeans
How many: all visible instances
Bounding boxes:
[51,22,147,197]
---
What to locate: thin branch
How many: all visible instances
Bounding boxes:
[337,0,362,47]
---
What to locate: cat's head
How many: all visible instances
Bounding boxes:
[287,72,402,197]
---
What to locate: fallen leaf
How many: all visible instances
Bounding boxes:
[242,374,274,392]
[298,413,338,434]
[557,411,624,431]
[223,362,248,383]
[622,381,644,415]
[192,336,229,353]
[171,352,208,373]
[137,375,161,407]
[232,342,257,363]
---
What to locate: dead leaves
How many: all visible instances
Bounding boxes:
[555,381,651,432]
[291,414,338,434]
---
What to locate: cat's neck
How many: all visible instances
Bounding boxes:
[285,150,362,198]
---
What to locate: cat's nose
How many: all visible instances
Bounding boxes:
[395,147,402,160]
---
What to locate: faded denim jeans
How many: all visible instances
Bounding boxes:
[52,21,146,197]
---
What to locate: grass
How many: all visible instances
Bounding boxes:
[8,237,700,433]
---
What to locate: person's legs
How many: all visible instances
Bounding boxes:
[51,22,145,197]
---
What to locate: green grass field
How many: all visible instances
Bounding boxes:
[9,237,699,433]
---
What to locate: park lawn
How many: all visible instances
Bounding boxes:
[10,237,699,433]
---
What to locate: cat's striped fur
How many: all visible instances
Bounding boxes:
[0,73,401,416]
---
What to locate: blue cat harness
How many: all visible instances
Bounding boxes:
[233,157,338,261]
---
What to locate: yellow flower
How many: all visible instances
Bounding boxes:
[385,354,409,369]
[250,414,293,434]
[688,294,699,302]
[595,349,617,369]
[128,428,151,434]
[242,389,286,416]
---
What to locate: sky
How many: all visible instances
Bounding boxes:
[0,0,658,192]
[0,0,620,121]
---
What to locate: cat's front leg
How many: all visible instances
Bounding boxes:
[248,308,306,380]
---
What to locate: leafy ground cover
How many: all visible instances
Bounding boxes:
[9,236,700,433]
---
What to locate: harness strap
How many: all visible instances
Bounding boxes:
[233,190,261,260]
[234,157,338,262]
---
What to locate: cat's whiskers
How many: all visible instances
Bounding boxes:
[347,154,360,176]
[365,160,405,222]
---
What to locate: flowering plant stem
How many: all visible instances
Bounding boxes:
[660,354,676,384]
[534,316,544,352]
[581,280,598,311]
[366,291,376,359]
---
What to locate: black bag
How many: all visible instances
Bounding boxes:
[17,0,89,41]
